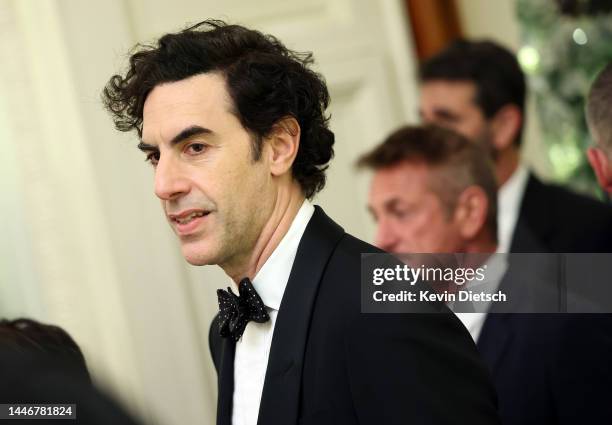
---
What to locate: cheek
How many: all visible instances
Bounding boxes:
[221,162,271,227]
[435,223,462,253]
[205,156,252,204]
[465,119,491,142]
[410,210,438,236]
[394,217,429,251]
[454,123,479,140]
[408,213,451,252]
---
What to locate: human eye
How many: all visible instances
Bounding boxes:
[185,143,207,156]
[145,151,160,166]
[433,110,461,126]
[391,207,411,220]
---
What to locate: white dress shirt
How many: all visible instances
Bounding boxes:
[497,165,529,253]
[230,200,315,425]
[454,252,508,342]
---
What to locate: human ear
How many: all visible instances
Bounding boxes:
[266,116,300,177]
[454,186,489,240]
[490,105,522,151]
[587,147,612,193]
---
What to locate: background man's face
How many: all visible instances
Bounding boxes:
[368,161,463,253]
[141,73,273,267]
[419,80,491,144]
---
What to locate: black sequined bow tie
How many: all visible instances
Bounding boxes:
[216,278,270,342]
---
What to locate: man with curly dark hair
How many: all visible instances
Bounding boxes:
[102,20,499,425]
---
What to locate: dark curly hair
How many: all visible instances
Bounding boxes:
[102,19,334,199]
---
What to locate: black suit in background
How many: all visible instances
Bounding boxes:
[480,175,612,425]
[478,313,612,425]
[210,207,500,425]
[510,173,612,253]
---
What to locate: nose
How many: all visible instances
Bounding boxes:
[154,155,190,201]
[375,218,398,252]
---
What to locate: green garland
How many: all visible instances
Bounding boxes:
[516,0,612,193]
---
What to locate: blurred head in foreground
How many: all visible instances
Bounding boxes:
[358,125,497,253]
[0,318,90,382]
[586,62,612,195]
[0,318,141,425]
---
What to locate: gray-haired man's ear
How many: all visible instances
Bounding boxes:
[587,147,612,194]
[454,185,489,241]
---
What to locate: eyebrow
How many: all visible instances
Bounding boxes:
[367,198,402,219]
[432,108,461,122]
[138,125,213,152]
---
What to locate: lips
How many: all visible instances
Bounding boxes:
[174,211,206,224]
[168,209,210,235]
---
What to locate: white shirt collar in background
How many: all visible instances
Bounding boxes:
[497,165,529,253]
[455,251,508,342]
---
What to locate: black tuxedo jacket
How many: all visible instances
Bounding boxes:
[477,247,612,424]
[210,207,500,425]
[478,313,612,425]
[510,173,612,253]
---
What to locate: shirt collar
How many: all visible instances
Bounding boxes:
[497,165,529,253]
[247,200,315,311]
[460,252,508,309]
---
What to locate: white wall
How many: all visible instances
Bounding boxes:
[0,1,418,424]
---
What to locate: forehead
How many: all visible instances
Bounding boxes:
[142,72,234,142]
[370,161,432,198]
[420,80,478,108]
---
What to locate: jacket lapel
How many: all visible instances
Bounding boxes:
[477,265,519,377]
[477,314,514,377]
[257,206,345,425]
[510,173,553,253]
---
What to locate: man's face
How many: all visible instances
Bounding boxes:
[419,80,491,143]
[141,73,274,267]
[368,161,463,253]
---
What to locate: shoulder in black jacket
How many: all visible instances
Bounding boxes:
[511,173,612,253]
[210,206,500,425]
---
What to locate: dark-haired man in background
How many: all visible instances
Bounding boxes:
[419,40,612,253]
[359,125,612,425]
[102,20,499,425]
[586,62,612,196]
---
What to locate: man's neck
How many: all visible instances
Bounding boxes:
[464,231,498,256]
[226,183,305,283]
[496,148,520,187]
[464,242,497,255]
